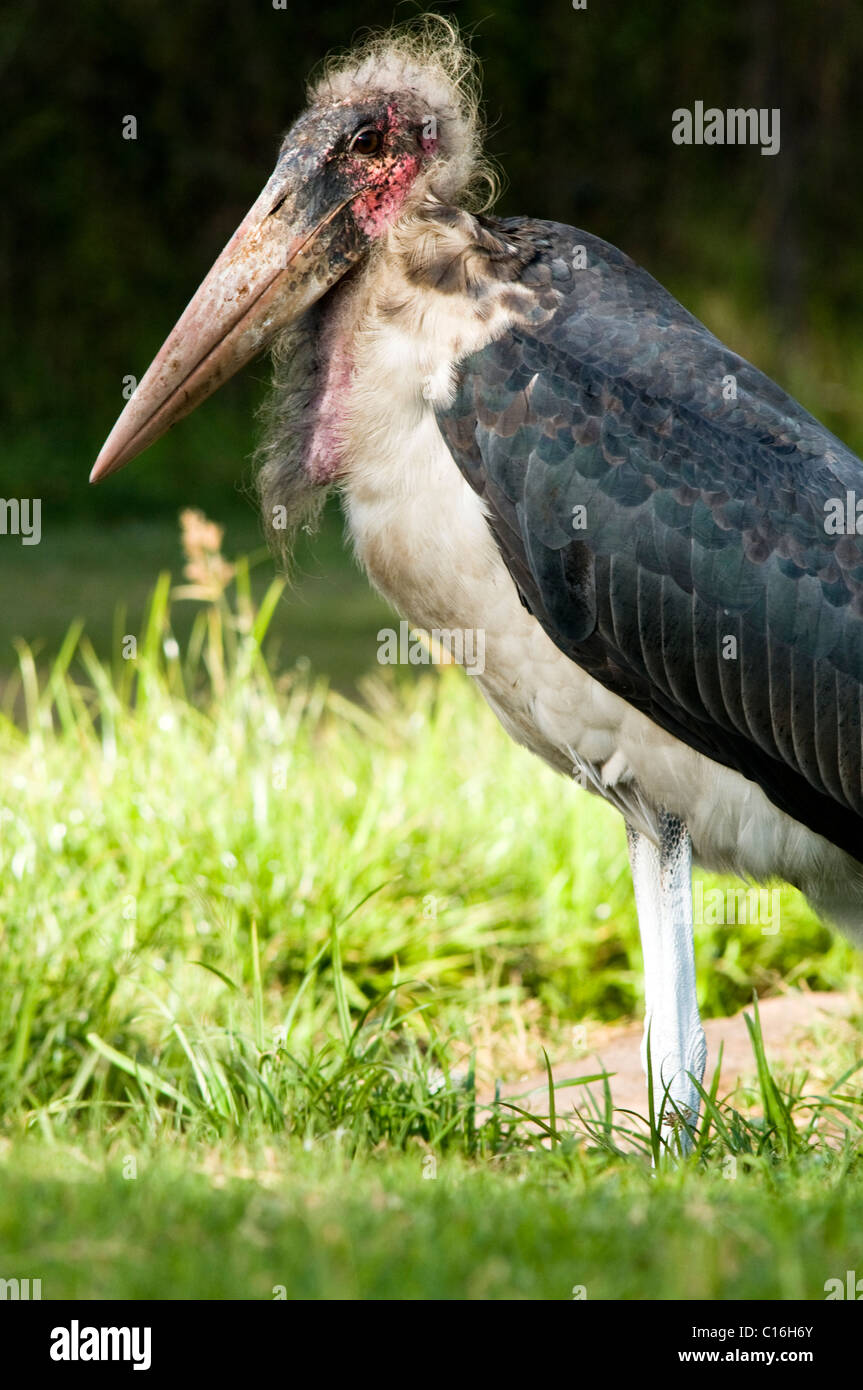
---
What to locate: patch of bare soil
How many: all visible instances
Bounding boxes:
[482,991,861,1133]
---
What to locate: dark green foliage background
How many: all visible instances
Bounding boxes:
[4,0,862,517]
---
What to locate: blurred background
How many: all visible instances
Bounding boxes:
[4,0,863,687]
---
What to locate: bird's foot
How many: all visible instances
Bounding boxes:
[645,1024,707,1156]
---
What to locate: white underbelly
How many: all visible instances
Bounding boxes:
[340,381,863,941]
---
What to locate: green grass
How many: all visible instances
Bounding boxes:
[3,1142,863,1300]
[1,542,862,1300]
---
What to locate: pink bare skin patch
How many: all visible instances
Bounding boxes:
[346,102,425,239]
[306,312,353,483]
[351,152,422,238]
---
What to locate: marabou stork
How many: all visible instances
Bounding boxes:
[92,19,863,1147]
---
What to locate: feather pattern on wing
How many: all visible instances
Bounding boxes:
[436,218,863,862]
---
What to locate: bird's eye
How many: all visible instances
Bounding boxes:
[349,127,382,156]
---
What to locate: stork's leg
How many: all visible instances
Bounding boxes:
[626,811,706,1153]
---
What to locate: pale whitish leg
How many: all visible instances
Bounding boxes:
[626,811,706,1153]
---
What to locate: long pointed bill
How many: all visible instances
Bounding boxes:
[91,157,364,482]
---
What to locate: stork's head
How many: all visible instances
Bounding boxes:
[91,17,490,482]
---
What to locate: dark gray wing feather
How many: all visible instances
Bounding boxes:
[437,219,863,863]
